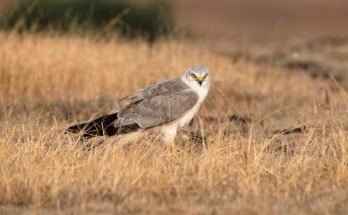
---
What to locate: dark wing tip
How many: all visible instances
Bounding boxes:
[66,113,142,139]
[66,113,119,138]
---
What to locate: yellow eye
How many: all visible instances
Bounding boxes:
[191,73,196,79]
[203,74,208,79]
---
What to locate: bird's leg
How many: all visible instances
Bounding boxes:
[161,124,178,151]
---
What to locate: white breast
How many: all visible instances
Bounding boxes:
[178,77,210,127]
[178,103,200,127]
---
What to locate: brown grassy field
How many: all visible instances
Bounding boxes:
[0,32,347,214]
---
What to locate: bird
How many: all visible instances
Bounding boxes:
[67,65,211,143]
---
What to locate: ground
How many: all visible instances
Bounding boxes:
[0,31,347,214]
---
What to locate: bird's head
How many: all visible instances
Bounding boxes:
[185,65,211,88]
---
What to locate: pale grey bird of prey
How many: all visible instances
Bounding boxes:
[67,66,211,143]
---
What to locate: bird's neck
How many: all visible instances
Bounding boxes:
[180,76,210,102]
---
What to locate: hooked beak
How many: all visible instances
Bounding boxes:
[196,76,204,86]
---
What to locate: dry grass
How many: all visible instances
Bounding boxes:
[0,32,347,214]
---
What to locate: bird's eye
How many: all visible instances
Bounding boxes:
[203,74,208,79]
[191,73,196,79]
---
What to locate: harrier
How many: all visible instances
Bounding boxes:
[67,66,211,142]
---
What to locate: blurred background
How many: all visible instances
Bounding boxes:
[1,0,347,45]
[1,0,347,81]
[175,0,348,47]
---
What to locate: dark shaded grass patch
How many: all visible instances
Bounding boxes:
[0,0,174,41]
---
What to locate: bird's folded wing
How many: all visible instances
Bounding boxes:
[112,94,144,113]
[111,78,188,113]
[116,90,199,128]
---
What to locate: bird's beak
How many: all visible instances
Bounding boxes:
[196,76,205,85]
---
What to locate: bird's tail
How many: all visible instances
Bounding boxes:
[67,113,140,138]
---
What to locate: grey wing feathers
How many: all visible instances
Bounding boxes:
[113,78,189,113]
[112,93,144,113]
[116,90,199,128]
[140,78,190,98]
